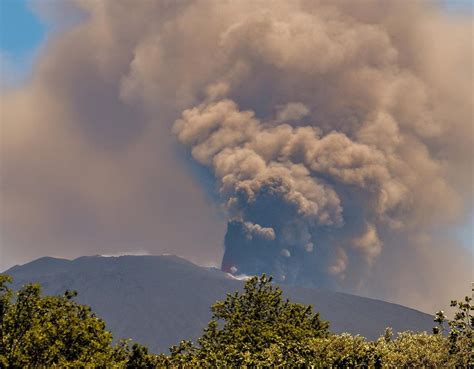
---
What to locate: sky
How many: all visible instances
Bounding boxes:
[1,0,45,56]
[0,0,45,87]
[1,0,473,87]
[0,0,472,314]
[3,0,471,252]
[1,0,86,88]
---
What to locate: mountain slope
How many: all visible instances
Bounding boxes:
[4,255,434,353]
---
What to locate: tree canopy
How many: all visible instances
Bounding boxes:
[0,273,472,368]
[0,275,126,368]
[171,274,330,366]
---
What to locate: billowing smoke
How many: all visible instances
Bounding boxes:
[171,0,473,296]
[1,0,472,312]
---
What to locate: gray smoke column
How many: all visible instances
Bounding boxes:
[1,0,472,311]
[171,0,473,295]
[174,98,398,286]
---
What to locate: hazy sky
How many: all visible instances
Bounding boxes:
[1,0,472,260]
[1,0,229,271]
[2,0,473,89]
[0,0,472,313]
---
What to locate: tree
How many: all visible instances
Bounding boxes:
[1,273,471,367]
[124,343,160,369]
[184,274,330,366]
[0,276,123,368]
[433,295,474,367]
[0,275,13,368]
[159,277,473,367]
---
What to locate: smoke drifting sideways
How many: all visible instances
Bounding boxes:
[1,0,472,312]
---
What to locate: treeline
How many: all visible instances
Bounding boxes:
[0,274,472,368]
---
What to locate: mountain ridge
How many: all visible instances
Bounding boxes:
[4,255,435,353]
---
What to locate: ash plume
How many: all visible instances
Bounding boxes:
[171,0,473,303]
[1,0,472,312]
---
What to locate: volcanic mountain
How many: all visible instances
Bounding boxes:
[4,255,434,353]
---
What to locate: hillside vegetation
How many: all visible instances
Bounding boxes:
[0,274,472,368]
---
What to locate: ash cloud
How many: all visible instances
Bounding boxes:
[171,0,472,310]
[1,0,472,312]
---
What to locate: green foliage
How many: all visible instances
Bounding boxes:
[433,295,474,367]
[0,275,13,368]
[193,274,330,366]
[293,333,376,367]
[1,273,471,368]
[0,275,125,368]
[375,331,451,367]
[123,343,160,369]
[157,276,474,367]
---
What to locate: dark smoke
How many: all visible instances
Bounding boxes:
[1,0,472,312]
[171,0,473,305]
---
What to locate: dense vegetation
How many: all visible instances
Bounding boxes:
[0,274,472,368]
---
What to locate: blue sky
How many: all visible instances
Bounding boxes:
[0,0,47,87]
[0,0,472,253]
[1,0,45,56]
